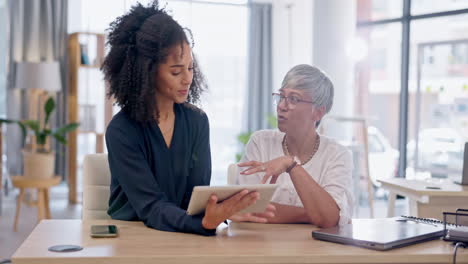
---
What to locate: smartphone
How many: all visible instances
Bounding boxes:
[90,225,118,238]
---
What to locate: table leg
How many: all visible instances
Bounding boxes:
[408,198,418,217]
[387,191,396,217]
[37,189,45,221]
[14,188,25,231]
[44,188,51,219]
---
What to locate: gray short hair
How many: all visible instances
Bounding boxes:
[280,64,334,114]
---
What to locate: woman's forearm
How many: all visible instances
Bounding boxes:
[289,166,339,227]
[267,203,310,224]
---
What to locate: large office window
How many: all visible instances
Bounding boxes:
[69,0,248,185]
[355,1,403,192]
[354,22,401,188]
[356,0,468,183]
[407,14,468,180]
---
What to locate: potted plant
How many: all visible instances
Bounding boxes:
[0,97,79,179]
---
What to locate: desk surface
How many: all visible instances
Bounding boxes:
[378,178,468,197]
[11,219,468,264]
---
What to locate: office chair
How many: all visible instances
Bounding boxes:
[82,153,111,220]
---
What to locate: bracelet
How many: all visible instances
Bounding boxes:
[285,161,297,173]
[285,156,301,174]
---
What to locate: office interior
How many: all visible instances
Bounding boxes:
[1,0,468,261]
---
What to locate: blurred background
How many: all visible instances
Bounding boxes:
[1,0,468,259]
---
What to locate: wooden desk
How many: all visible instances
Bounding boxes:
[12,219,468,264]
[379,178,468,220]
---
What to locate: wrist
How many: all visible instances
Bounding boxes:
[285,156,301,174]
[202,216,218,230]
[284,156,294,169]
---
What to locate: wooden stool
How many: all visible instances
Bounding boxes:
[11,176,61,231]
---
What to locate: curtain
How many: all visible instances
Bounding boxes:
[246,3,273,132]
[6,0,68,176]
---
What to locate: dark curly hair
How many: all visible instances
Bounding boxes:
[101,0,207,123]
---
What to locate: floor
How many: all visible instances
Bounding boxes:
[0,186,407,261]
[0,184,81,261]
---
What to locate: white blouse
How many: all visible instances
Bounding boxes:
[236,129,354,226]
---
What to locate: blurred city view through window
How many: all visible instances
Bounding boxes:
[356,0,468,192]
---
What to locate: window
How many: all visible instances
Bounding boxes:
[356,0,468,181]
[354,23,401,185]
[412,0,468,15]
[407,14,468,180]
[368,134,385,153]
[357,0,403,21]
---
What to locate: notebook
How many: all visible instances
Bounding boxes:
[443,209,468,243]
[455,142,468,185]
[312,217,445,251]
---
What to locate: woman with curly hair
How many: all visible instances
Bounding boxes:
[103,1,265,236]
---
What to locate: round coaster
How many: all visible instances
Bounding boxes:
[48,245,83,253]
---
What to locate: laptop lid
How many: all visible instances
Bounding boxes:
[458,142,468,185]
[312,218,444,251]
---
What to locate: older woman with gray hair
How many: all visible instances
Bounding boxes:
[236,64,353,228]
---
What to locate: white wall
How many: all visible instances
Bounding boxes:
[254,0,314,90]
[312,0,356,139]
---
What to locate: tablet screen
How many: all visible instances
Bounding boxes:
[186,184,278,215]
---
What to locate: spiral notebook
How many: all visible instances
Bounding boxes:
[443,209,468,243]
[312,217,445,251]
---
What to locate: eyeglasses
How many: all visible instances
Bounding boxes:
[272,93,314,108]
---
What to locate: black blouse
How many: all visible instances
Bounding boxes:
[105,103,215,236]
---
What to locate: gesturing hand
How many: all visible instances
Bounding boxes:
[229,203,276,223]
[201,190,260,230]
[238,156,293,184]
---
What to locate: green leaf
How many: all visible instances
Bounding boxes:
[43,129,52,136]
[53,134,67,144]
[17,122,27,144]
[44,97,55,125]
[22,120,40,134]
[1,119,28,144]
[0,118,16,125]
[237,132,253,145]
[267,114,278,128]
[55,123,80,135]
[235,153,242,162]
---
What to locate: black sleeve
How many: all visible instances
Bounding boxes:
[106,121,215,236]
[189,112,212,187]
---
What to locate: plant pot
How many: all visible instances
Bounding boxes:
[22,150,55,179]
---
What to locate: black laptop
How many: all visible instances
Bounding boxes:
[312,218,444,251]
[455,142,468,185]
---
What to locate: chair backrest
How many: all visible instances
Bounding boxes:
[227,163,238,185]
[82,153,111,220]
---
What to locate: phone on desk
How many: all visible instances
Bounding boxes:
[90,225,118,238]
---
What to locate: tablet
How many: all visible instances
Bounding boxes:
[186,184,278,216]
